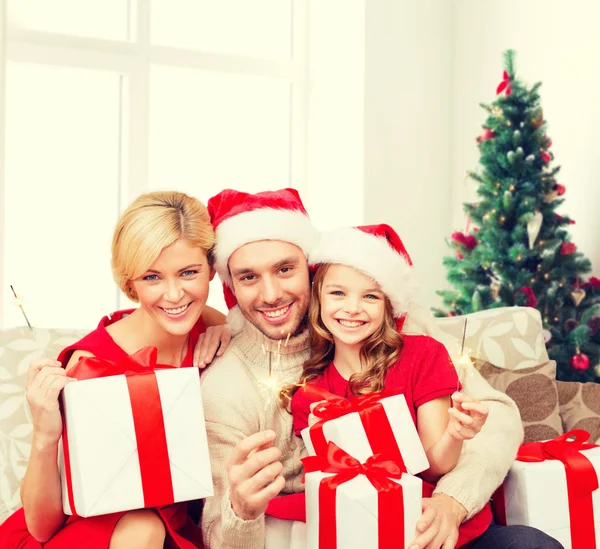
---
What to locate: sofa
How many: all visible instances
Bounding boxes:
[1,306,599,524]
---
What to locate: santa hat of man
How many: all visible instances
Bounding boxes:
[208,188,319,310]
[308,224,419,323]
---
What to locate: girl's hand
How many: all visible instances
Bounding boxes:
[193,324,232,368]
[446,392,489,441]
[308,400,327,427]
[25,358,76,446]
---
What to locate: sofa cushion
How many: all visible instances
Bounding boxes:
[475,359,563,443]
[434,307,549,370]
[556,380,600,444]
[0,327,84,523]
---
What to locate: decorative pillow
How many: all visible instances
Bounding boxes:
[556,380,600,444]
[475,359,563,443]
[434,307,549,370]
[0,327,85,523]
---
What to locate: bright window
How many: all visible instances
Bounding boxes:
[1,2,307,328]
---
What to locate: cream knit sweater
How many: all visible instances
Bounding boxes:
[200,318,524,549]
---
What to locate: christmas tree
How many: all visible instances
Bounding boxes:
[435,50,600,383]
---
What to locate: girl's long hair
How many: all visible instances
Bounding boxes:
[279,264,404,408]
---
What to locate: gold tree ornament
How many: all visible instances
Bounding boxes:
[570,288,586,307]
[491,282,500,299]
[531,109,544,129]
[527,211,543,249]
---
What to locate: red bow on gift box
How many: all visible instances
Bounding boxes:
[299,385,407,470]
[62,347,183,515]
[303,442,406,549]
[495,430,598,549]
[497,70,512,96]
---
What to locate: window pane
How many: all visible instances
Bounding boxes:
[148,65,291,312]
[4,62,122,329]
[152,0,292,59]
[7,0,131,41]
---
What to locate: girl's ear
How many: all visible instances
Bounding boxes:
[209,266,216,281]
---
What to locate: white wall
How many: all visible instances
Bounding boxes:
[307,0,455,310]
[452,0,600,278]
[363,0,454,309]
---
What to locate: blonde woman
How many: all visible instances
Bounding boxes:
[1,191,229,549]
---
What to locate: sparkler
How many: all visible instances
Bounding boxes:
[456,319,472,391]
[10,285,37,341]
[259,334,292,404]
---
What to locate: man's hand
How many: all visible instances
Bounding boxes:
[409,493,467,549]
[227,430,286,521]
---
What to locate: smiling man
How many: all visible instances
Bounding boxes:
[198,188,561,549]
[199,188,319,549]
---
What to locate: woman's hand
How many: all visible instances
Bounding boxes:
[446,392,489,441]
[25,358,75,447]
[193,324,232,368]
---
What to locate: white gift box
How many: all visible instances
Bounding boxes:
[301,394,429,475]
[305,469,422,549]
[501,446,600,548]
[59,367,213,517]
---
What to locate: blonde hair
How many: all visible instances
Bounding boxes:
[112,191,215,301]
[280,263,404,408]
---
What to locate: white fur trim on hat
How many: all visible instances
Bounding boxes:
[309,227,419,318]
[213,208,319,285]
[226,305,246,336]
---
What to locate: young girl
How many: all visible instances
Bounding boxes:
[0,191,229,549]
[285,224,492,546]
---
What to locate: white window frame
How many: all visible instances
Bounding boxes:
[0,0,308,328]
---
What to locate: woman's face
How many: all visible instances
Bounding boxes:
[319,264,386,349]
[129,239,212,337]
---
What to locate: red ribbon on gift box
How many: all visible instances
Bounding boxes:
[493,430,598,549]
[300,385,407,472]
[303,442,406,549]
[61,347,177,516]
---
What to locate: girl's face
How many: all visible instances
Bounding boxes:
[129,239,212,337]
[319,264,386,349]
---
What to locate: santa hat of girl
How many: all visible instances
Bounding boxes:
[309,224,419,322]
[208,188,319,310]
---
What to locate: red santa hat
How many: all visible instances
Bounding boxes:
[308,224,418,319]
[208,188,319,309]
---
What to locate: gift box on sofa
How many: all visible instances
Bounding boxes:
[494,430,600,549]
[58,348,213,517]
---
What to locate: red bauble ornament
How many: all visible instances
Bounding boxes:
[560,243,577,255]
[555,213,575,225]
[477,129,496,143]
[583,276,600,289]
[543,135,552,148]
[554,183,566,196]
[463,236,477,250]
[540,151,551,163]
[571,353,590,371]
[451,231,478,251]
[518,287,537,308]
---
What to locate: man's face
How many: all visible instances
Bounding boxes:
[228,240,310,339]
